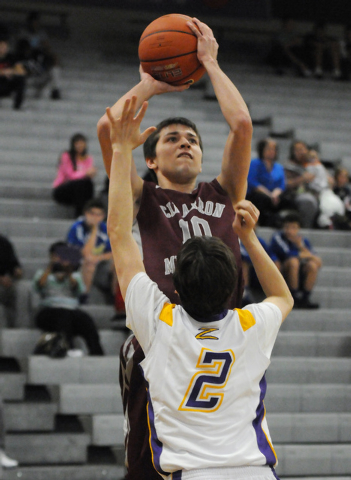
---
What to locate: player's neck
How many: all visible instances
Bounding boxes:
[157,176,197,193]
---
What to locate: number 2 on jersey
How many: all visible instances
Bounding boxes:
[179,348,235,412]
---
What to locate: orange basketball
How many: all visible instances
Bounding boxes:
[138,14,206,86]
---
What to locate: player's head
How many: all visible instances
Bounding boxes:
[143,118,203,184]
[173,236,237,319]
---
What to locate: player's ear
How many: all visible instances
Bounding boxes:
[145,157,157,170]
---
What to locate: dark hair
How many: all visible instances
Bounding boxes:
[83,198,105,213]
[0,24,10,43]
[257,138,278,161]
[289,140,308,162]
[49,241,67,255]
[67,133,87,171]
[143,117,203,160]
[282,212,301,226]
[173,236,237,318]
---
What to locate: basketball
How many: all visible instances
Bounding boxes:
[138,14,206,86]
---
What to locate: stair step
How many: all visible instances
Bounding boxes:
[55,384,122,414]
[3,464,125,480]
[5,401,57,432]
[268,413,351,443]
[275,444,351,476]
[273,332,351,357]
[266,384,351,413]
[80,414,124,446]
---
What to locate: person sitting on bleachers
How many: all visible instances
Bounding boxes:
[33,241,104,356]
[0,24,27,110]
[0,234,23,328]
[52,133,97,217]
[333,166,351,229]
[66,199,115,303]
[18,11,62,99]
[284,140,320,228]
[247,138,296,227]
[270,212,322,309]
[305,150,345,229]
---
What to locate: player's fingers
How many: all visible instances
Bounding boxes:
[192,17,213,36]
[135,101,149,124]
[105,107,113,123]
[187,21,201,37]
[140,126,157,145]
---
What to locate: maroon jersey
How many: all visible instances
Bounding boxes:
[136,178,243,306]
[120,179,243,480]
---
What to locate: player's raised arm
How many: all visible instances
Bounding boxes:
[233,200,294,321]
[188,18,252,205]
[106,96,156,299]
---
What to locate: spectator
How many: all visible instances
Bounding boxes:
[270,212,322,309]
[52,133,96,217]
[33,241,104,356]
[306,150,345,228]
[333,166,351,228]
[0,234,23,328]
[340,25,351,80]
[18,11,62,99]
[66,199,114,301]
[303,22,341,79]
[240,227,276,306]
[284,140,319,228]
[247,138,295,227]
[267,17,311,77]
[0,25,27,110]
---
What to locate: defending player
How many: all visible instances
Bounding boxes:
[97,18,252,479]
[106,97,293,480]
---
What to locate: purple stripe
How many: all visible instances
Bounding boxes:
[189,309,228,323]
[173,471,182,479]
[140,367,169,477]
[271,467,280,480]
[252,374,277,466]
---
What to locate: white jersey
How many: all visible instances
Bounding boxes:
[126,273,282,479]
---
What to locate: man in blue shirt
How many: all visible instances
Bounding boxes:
[270,212,322,309]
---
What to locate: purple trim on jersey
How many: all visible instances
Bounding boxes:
[271,467,280,479]
[140,370,169,477]
[189,309,228,323]
[252,374,277,466]
[172,471,182,479]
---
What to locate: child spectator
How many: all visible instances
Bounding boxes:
[333,166,351,228]
[0,25,27,110]
[0,234,23,328]
[247,138,295,227]
[270,212,322,309]
[66,199,114,301]
[306,150,345,228]
[240,227,276,306]
[33,241,104,356]
[52,133,97,217]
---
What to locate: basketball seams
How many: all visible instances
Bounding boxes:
[140,30,196,44]
[172,63,206,86]
[139,50,198,63]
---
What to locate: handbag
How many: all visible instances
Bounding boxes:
[33,332,69,358]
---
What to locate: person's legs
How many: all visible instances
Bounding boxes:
[69,309,104,355]
[295,193,319,228]
[0,284,17,328]
[11,76,26,110]
[282,257,300,303]
[35,307,75,347]
[246,191,275,226]
[53,178,94,217]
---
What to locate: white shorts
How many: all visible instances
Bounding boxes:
[170,465,279,480]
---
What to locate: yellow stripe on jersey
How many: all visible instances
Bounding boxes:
[235,308,256,332]
[261,402,278,466]
[159,303,176,326]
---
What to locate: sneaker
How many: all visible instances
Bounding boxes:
[0,449,18,468]
[67,349,84,358]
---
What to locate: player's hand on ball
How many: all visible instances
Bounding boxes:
[187,18,218,66]
[232,200,260,238]
[139,66,191,94]
[106,96,156,152]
